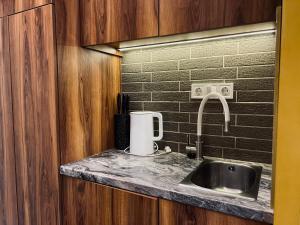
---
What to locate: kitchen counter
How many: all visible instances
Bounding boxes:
[60,150,273,224]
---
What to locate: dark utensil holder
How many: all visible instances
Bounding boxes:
[114,114,130,150]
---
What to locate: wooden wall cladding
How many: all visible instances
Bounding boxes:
[159,0,226,36]
[224,0,277,27]
[62,178,113,225]
[0,0,52,17]
[0,16,19,225]
[55,0,120,164]
[55,1,120,224]
[112,189,158,225]
[57,47,120,163]
[159,199,268,225]
[8,4,60,225]
[80,0,159,46]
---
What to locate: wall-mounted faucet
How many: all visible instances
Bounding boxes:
[196,92,230,160]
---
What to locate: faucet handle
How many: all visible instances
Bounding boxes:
[185,134,196,150]
[186,134,197,159]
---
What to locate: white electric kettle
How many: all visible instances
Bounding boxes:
[129,111,163,156]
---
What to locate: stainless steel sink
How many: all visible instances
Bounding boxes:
[181,160,262,200]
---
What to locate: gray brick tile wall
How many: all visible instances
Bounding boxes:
[191,41,238,58]
[237,91,274,102]
[238,65,275,78]
[143,82,179,92]
[121,33,276,163]
[191,68,237,80]
[122,73,152,83]
[153,71,190,81]
[236,115,273,127]
[180,57,223,70]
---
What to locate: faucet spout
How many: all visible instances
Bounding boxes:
[197,92,230,137]
[196,92,230,160]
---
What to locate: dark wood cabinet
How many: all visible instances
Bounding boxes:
[112,189,158,225]
[159,199,268,225]
[80,0,159,46]
[62,178,159,225]
[159,0,277,36]
[80,0,277,46]
[62,177,112,225]
[224,0,278,27]
[61,178,270,225]
[0,0,52,17]
[0,16,19,225]
[9,4,60,225]
[159,0,226,36]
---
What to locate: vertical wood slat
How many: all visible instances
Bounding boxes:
[0,16,19,225]
[9,4,60,225]
[55,0,120,224]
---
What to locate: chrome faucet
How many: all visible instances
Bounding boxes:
[196,92,230,160]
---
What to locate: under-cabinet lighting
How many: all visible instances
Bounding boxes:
[119,29,276,51]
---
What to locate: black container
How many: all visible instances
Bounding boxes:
[114,114,130,150]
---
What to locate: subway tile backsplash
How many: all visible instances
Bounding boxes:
[121,33,276,164]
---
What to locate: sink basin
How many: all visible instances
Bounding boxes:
[181,160,262,200]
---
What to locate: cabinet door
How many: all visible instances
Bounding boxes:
[159,0,226,36]
[0,0,52,17]
[113,189,158,225]
[0,17,19,225]
[160,199,268,225]
[80,0,158,46]
[62,178,112,225]
[9,4,60,225]
[224,0,277,27]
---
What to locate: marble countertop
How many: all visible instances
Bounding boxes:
[60,149,273,224]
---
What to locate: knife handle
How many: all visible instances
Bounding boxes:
[122,94,126,115]
[117,93,121,114]
[125,95,130,114]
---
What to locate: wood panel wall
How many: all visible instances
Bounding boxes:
[0,0,52,17]
[0,16,19,225]
[55,0,120,224]
[8,4,60,225]
[56,0,120,164]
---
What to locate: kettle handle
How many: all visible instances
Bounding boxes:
[153,112,163,141]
